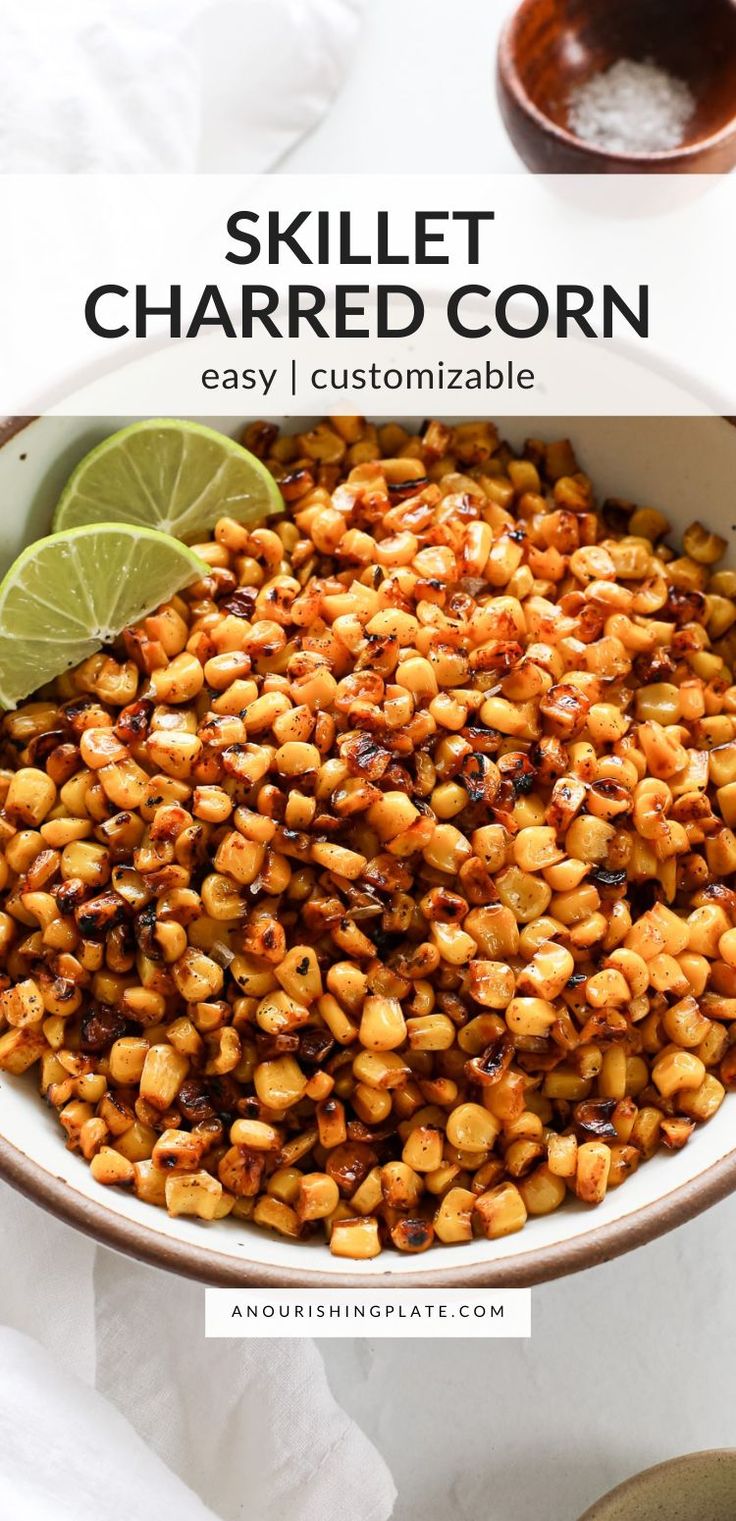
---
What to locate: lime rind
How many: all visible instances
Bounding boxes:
[0,523,205,710]
[52,419,284,541]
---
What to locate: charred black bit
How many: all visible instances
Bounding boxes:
[75,891,129,937]
[222,586,258,618]
[27,729,70,765]
[574,1099,618,1139]
[498,751,537,797]
[134,901,163,960]
[465,1031,514,1086]
[298,1028,335,1066]
[81,1004,128,1052]
[663,583,707,627]
[589,866,627,889]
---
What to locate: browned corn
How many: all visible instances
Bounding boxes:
[1,414,735,1259]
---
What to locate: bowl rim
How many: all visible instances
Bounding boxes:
[2,412,736,1287]
[576,1449,736,1520]
[4,1114,736,1285]
[497,2,736,167]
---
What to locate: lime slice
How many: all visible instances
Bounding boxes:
[0,524,205,709]
[53,419,283,541]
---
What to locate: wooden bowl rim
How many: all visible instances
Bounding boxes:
[498,2,736,166]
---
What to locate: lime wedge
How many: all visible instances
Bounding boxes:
[0,524,205,709]
[53,419,283,541]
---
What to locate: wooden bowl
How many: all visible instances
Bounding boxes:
[497,0,736,173]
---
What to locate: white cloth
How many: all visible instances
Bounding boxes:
[0,0,367,172]
[0,1184,396,1521]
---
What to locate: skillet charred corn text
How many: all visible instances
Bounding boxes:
[1,416,736,1259]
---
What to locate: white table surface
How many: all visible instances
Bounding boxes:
[277,0,523,174]
[321,1190,736,1520]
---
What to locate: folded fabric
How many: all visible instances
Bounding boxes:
[0,1183,396,1521]
[194,0,369,171]
[0,1327,219,1521]
[0,0,367,171]
[0,0,203,171]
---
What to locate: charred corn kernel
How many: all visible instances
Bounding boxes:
[329,1216,381,1259]
[652,1050,706,1097]
[152,1128,210,1172]
[585,968,630,1007]
[575,1141,611,1204]
[165,1171,222,1220]
[311,840,367,879]
[430,921,477,966]
[214,831,265,886]
[590,1052,625,1109]
[402,1126,443,1173]
[359,995,407,1051]
[254,1055,307,1109]
[518,1163,567,1216]
[0,1027,47,1073]
[130,1159,167,1206]
[367,792,419,842]
[99,758,151,806]
[109,1037,149,1085]
[151,653,204,704]
[433,1186,476,1244]
[192,786,233,823]
[446,1103,499,1152]
[274,944,322,1003]
[266,1167,302,1205]
[474,1181,527,1239]
[405,1013,456,1050]
[506,997,556,1037]
[381,1161,423,1210]
[296,1172,340,1221]
[172,949,224,1003]
[139,1044,189,1111]
[678,1074,725,1121]
[544,1068,592,1101]
[111,1121,157,1163]
[662,996,711,1048]
[256,989,310,1036]
[422,823,472,874]
[496,866,551,923]
[513,826,563,873]
[683,520,726,564]
[352,1049,410,1089]
[275,741,320,775]
[518,943,574,1001]
[90,1147,135,1187]
[547,1132,578,1178]
[5,768,57,826]
[0,978,44,1028]
[390,1217,435,1253]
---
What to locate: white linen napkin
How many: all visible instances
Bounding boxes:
[0,1183,396,1521]
[0,0,367,172]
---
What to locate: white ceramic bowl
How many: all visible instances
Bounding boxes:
[1,414,735,1286]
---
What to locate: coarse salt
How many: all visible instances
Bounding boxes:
[567,58,695,156]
